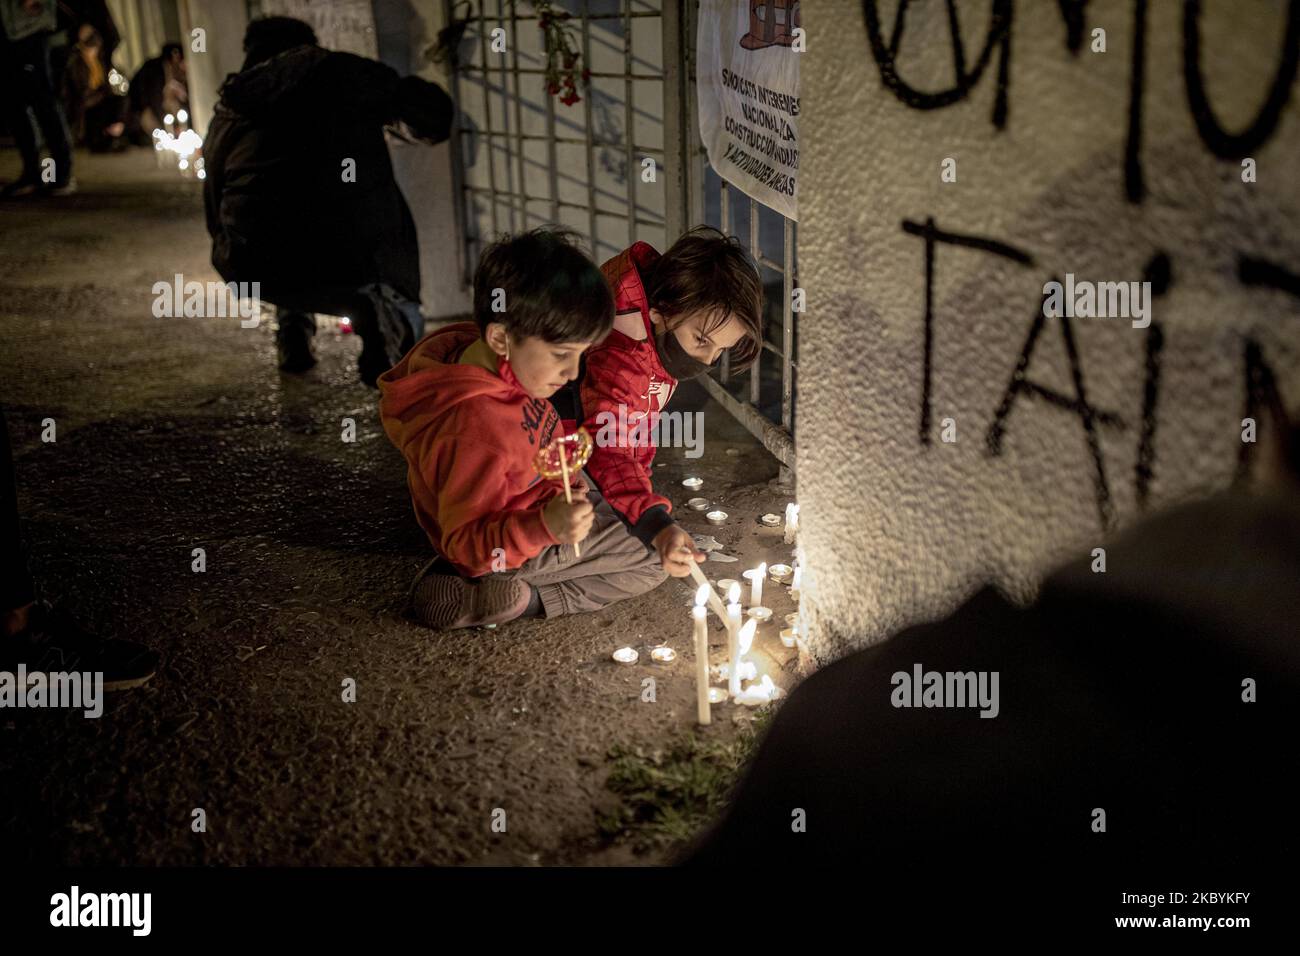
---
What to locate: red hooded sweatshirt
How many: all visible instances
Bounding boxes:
[378,322,566,577]
[578,242,679,545]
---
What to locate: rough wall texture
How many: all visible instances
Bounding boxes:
[798,0,1300,661]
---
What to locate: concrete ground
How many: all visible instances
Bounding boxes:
[0,148,799,865]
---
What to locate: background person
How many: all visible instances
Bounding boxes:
[203,16,454,385]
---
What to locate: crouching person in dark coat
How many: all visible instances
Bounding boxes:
[203,16,454,385]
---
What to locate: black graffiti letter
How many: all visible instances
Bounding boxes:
[985,283,1126,531]
[904,218,1035,445]
[1184,0,1300,158]
[862,0,1014,128]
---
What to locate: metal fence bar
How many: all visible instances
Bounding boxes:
[580,1,598,251]
[463,186,665,227]
[749,196,761,405]
[443,0,471,285]
[781,217,794,432]
[455,129,666,152]
[719,178,731,385]
[508,0,528,231]
[477,7,499,239]
[458,64,664,80]
[623,0,636,245]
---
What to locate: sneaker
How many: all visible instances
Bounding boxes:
[276,320,317,373]
[43,178,78,197]
[1,602,159,691]
[0,177,41,199]
[408,572,531,630]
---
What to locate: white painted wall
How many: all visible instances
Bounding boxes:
[797,0,1300,661]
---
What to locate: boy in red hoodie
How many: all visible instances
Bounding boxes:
[565,227,764,577]
[379,229,668,629]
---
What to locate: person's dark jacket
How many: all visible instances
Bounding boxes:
[126,53,165,123]
[202,44,453,305]
[686,490,1298,895]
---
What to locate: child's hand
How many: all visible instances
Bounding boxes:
[652,524,706,577]
[543,491,594,545]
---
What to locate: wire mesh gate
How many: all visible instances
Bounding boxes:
[445,0,797,476]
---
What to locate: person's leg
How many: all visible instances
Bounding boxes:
[273,307,317,373]
[1,406,37,634]
[501,487,669,618]
[0,406,160,688]
[0,41,44,188]
[351,285,419,387]
[14,33,73,187]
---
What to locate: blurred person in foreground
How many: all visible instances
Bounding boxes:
[687,409,1298,891]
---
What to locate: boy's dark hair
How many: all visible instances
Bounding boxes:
[162,42,184,61]
[645,226,765,368]
[242,16,318,70]
[473,228,614,344]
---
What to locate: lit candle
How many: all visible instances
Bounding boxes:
[791,562,802,601]
[735,619,757,691]
[727,583,742,697]
[784,503,800,545]
[749,562,766,607]
[693,584,710,725]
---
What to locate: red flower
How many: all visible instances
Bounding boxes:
[547,81,560,94]
[560,90,580,106]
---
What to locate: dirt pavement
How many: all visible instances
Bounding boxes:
[0,149,799,865]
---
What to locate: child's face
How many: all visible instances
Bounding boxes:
[654,308,749,366]
[487,325,592,399]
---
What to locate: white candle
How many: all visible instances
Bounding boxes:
[727,583,742,697]
[784,503,800,545]
[693,584,710,725]
[750,563,766,607]
[791,562,802,601]
[735,619,758,691]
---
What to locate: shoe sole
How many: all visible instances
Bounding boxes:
[411,574,529,630]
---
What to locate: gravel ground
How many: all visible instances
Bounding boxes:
[0,148,799,866]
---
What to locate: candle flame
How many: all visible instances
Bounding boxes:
[739,618,757,654]
[695,583,709,607]
[757,561,767,574]
[728,583,740,604]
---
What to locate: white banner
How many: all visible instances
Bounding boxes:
[697,0,802,220]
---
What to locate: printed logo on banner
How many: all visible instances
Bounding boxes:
[697,0,801,220]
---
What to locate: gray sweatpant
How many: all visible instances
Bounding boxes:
[495,484,668,618]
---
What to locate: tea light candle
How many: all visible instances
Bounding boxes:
[682,477,703,491]
[727,583,742,697]
[651,646,677,664]
[692,584,709,725]
[687,497,710,511]
[746,606,772,623]
[716,577,740,593]
[759,513,781,527]
[612,647,638,665]
[706,510,728,525]
[779,627,797,648]
[768,563,792,584]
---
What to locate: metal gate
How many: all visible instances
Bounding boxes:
[447,0,797,476]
